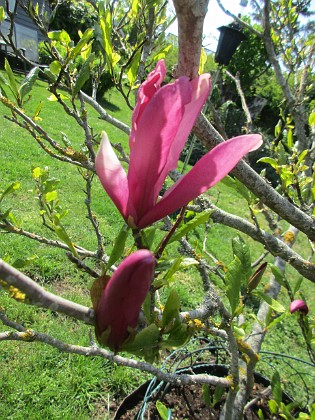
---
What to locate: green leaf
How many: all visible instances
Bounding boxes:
[309,112,315,127]
[143,293,152,323]
[47,93,69,101]
[80,42,92,61]
[169,209,213,243]
[258,157,278,169]
[180,258,199,268]
[152,44,172,61]
[126,49,141,87]
[68,28,94,61]
[33,101,43,121]
[49,60,62,75]
[274,120,282,137]
[0,6,5,22]
[254,291,285,313]
[233,325,245,339]
[43,68,57,82]
[232,235,251,282]
[105,224,130,270]
[0,71,9,97]
[73,52,95,96]
[199,47,207,74]
[287,128,293,148]
[4,58,18,98]
[19,67,40,101]
[234,178,251,203]
[257,408,264,420]
[265,312,287,330]
[293,277,303,295]
[162,321,191,348]
[156,401,171,420]
[129,0,140,18]
[48,30,71,46]
[45,191,58,202]
[162,289,180,328]
[32,166,42,179]
[141,225,159,249]
[53,220,77,257]
[219,175,236,189]
[99,11,118,70]
[13,255,37,269]
[212,384,225,407]
[268,399,279,415]
[271,371,282,405]
[43,178,60,193]
[202,384,211,407]
[163,257,183,282]
[226,256,243,314]
[122,324,160,361]
[297,149,308,165]
[0,182,21,204]
[270,264,286,287]
[0,208,13,220]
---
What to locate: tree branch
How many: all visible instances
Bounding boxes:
[0,259,95,325]
[79,92,131,136]
[172,0,209,79]
[192,115,315,241]
[0,221,98,259]
[0,310,232,388]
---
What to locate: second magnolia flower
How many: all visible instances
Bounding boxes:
[96,59,262,229]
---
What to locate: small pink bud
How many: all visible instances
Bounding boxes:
[290,299,309,315]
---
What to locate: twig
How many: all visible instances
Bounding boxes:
[66,253,101,279]
[0,311,232,388]
[155,206,186,259]
[244,386,271,411]
[0,259,95,325]
[80,91,131,136]
[83,171,105,261]
[0,220,97,259]
[225,70,253,133]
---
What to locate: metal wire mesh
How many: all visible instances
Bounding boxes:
[135,337,315,419]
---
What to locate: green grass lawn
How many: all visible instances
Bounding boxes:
[1,70,314,417]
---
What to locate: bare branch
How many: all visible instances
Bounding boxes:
[0,221,97,259]
[0,311,232,388]
[192,115,315,241]
[225,70,252,132]
[80,92,131,136]
[0,260,95,325]
[215,0,262,37]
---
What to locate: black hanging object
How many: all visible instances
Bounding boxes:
[215,23,246,66]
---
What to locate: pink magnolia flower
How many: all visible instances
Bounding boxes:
[96,59,263,229]
[290,299,309,315]
[95,250,155,351]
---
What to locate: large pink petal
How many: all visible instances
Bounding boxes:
[130,60,166,149]
[96,250,155,351]
[137,134,263,228]
[95,132,131,220]
[127,77,192,224]
[154,74,211,197]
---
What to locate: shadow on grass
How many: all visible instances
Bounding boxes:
[98,96,121,112]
